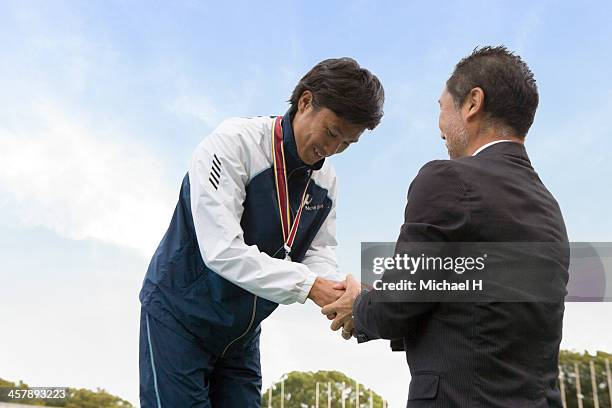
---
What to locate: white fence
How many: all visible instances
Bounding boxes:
[559,358,612,408]
[265,379,388,408]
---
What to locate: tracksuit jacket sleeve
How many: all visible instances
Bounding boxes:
[189,120,318,305]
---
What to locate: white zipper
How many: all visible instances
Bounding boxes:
[220,294,258,357]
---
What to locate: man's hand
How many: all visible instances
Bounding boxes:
[321,274,361,339]
[341,318,355,340]
[307,277,345,308]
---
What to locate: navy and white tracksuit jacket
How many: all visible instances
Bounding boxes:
[139,112,342,406]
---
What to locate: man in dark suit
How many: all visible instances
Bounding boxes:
[322,46,569,407]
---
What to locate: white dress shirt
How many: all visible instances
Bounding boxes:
[472,140,515,156]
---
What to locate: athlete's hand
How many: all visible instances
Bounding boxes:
[321,274,361,338]
[308,277,345,308]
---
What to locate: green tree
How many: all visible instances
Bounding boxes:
[64,387,133,408]
[0,378,47,405]
[559,350,612,408]
[262,370,387,407]
[0,377,133,407]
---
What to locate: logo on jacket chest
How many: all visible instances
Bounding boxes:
[304,193,324,211]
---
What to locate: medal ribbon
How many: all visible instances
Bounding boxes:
[271,116,311,257]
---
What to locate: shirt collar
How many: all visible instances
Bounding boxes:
[472,140,515,156]
[282,110,325,171]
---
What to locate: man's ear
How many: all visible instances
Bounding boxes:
[298,90,313,113]
[462,87,485,122]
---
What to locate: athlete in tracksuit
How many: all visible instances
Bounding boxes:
[139,58,384,407]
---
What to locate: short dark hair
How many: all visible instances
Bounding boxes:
[446,46,538,137]
[289,58,385,130]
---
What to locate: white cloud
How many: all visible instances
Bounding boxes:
[562,303,612,353]
[0,231,145,406]
[0,99,176,255]
[168,94,222,129]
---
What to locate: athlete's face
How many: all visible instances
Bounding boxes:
[292,91,365,165]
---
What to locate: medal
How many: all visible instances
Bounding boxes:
[271,116,311,261]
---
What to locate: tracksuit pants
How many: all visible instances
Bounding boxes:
[139,309,262,407]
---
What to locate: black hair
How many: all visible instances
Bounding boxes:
[289,58,385,130]
[446,46,538,137]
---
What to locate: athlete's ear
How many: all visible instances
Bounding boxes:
[298,90,313,113]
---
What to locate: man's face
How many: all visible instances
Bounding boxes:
[292,92,365,165]
[438,87,470,159]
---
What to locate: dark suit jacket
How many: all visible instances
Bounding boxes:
[353,142,569,408]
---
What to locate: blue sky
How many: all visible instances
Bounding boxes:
[1,1,612,406]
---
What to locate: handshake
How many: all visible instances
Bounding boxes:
[308,275,362,341]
